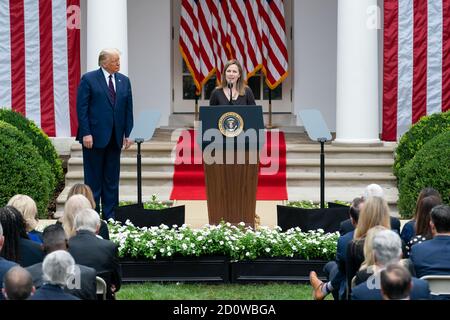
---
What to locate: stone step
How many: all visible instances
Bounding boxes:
[67,157,393,173]
[64,170,395,188]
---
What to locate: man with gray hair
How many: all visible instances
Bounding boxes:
[2,266,35,300]
[0,222,17,300]
[69,209,121,299]
[352,229,430,300]
[76,47,134,220]
[30,250,79,300]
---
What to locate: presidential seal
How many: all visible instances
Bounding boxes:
[218,112,244,137]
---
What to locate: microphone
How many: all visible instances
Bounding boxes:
[227,81,233,105]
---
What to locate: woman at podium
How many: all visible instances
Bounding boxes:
[209,59,256,106]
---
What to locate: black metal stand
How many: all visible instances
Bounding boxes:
[135,138,144,205]
[318,137,327,209]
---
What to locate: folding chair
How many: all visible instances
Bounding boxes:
[96,276,107,300]
[420,275,450,296]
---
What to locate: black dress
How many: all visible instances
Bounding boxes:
[209,87,256,106]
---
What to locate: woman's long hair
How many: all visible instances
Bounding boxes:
[415,195,442,238]
[219,59,246,96]
[62,194,92,238]
[413,188,442,220]
[354,196,391,240]
[67,183,96,210]
[7,194,39,232]
[360,226,388,270]
[0,206,29,262]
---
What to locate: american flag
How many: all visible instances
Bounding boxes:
[383,0,450,141]
[0,0,80,137]
[179,0,288,93]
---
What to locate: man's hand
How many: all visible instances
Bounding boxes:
[123,137,133,149]
[83,135,93,149]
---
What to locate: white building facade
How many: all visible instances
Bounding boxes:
[80,0,383,144]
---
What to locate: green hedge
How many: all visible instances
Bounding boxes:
[0,121,53,218]
[398,131,450,218]
[0,108,63,191]
[394,110,450,177]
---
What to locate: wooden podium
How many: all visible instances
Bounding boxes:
[199,106,265,227]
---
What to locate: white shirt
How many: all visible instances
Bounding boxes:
[101,67,116,91]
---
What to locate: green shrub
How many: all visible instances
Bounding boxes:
[0,121,53,218]
[0,108,63,191]
[398,131,450,218]
[394,110,450,177]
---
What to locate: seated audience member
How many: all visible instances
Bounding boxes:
[410,205,450,278]
[30,250,79,300]
[0,206,43,267]
[0,222,17,300]
[353,226,388,287]
[380,264,413,300]
[2,266,35,300]
[7,194,43,244]
[401,188,442,245]
[340,184,400,235]
[60,194,92,238]
[26,224,96,300]
[310,197,364,300]
[405,195,442,256]
[351,229,430,300]
[67,184,110,240]
[68,208,121,299]
[346,196,391,295]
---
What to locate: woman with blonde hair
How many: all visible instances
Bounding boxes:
[66,184,110,240]
[346,196,391,295]
[7,194,42,244]
[61,194,92,238]
[67,183,96,210]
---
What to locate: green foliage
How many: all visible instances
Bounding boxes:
[118,194,171,210]
[394,110,450,177]
[0,108,63,191]
[398,131,450,218]
[108,220,339,261]
[286,200,350,209]
[0,121,53,218]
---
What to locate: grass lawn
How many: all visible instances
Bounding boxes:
[116,283,327,300]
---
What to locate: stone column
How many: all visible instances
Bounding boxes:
[87,0,128,74]
[335,0,381,145]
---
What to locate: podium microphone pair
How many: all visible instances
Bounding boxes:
[227,81,233,105]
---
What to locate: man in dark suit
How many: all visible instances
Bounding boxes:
[29,251,79,300]
[380,264,413,300]
[410,205,450,278]
[76,48,134,220]
[26,224,96,300]
[0,222,18,300]
[310,197,364,300]
[68,209,121,298]
[351,229,430,300]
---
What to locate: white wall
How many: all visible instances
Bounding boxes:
[293,0,338,132]
[80,0,172,126]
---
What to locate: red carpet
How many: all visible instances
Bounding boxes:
[170,130,287,200]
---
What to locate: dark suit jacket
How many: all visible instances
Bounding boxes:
[76,68,133,149]
[339,216,401,235]
[410,235,450,278]
[0,257,17,300]
[18,238,44,267]
[351,277,430,300]
[29,284,80,300]
[68,230,121,292]
[26,262,97,300]
[332,230,355,299]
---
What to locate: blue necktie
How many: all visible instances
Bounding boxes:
[108,74,116,105]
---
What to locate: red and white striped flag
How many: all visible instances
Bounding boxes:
[259,0,288,89]
[0,0,80,137]
[180,0,215,94]
[179,0,288,92]
[383,0,450,141]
